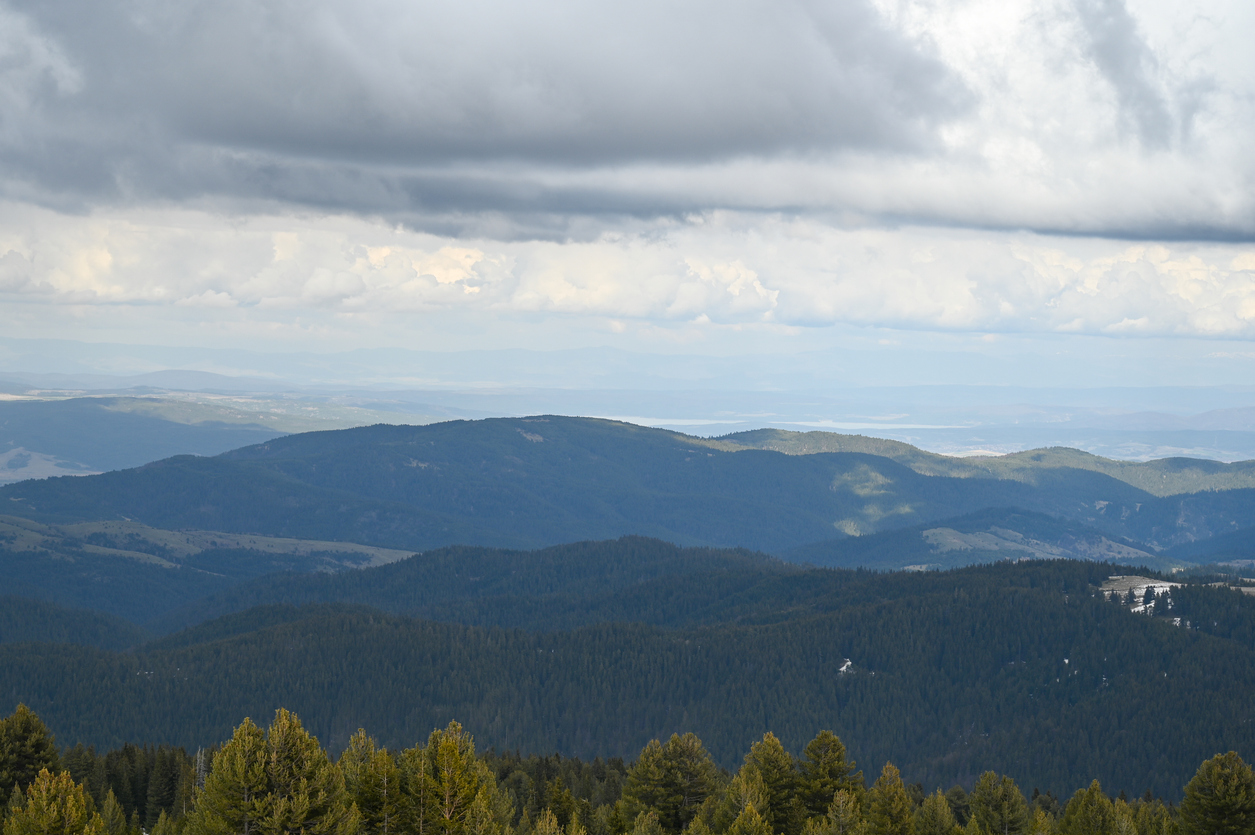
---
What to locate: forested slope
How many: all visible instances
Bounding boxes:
[6,561,1255,799]
[147,536,800,632]
[0,596,147,649]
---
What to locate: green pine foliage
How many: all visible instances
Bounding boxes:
[184,709,358,835]
[724,806,771,835]
[0,707,61,799]
[913,791,958,835]
[3,769,104,835]
[61,742,196,828]
[1058,780,1113,835]
[804,790,864,835]
[710,765,767,835]
[5,706,1255,835]
[967,774,1028,835]
[799,732,863,820]
[865,764,911,835]
[1179,752,1255,835]
[622,735,721,835]
[742,735,803,835]
[340,731,402,835]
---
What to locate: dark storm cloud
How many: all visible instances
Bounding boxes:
[0,0,968,210]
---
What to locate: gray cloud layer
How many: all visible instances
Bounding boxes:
[2,1,963,193]
[0,0,1251,240]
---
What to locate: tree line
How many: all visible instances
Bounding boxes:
[3,705,1253,835]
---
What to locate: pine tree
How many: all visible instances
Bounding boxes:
[864,765,910,835]
[149,811,176,835]
[145,750,182,830]
[824,792,865,835]
[631,812,666,835]
[3,769,104,835]
[8,784,27,820]
[186,710,358,835]
[100,790,130,835]
[536,810,564,835]
[743,735,801,835]
[1179,752,1255,835]
[624,736,721,835]
[1109,800,1136,835]
[943,790,968,829]
[258,708,357,835]
[185,718,269,835]
[799,733,863,821]
[1057,780,1112,835]
[1133,800,1172,835]
[726,807,772,835]
[912,791,956,835]
[0,707,61,799]
[968,774,1027,835]
[544,777,577,829]
[341,732,401,835]
[1024,809,1051,835]
[625,743,668,830]
[712,767,767,834]
[399,721,511,835]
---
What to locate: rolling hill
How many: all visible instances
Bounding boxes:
[5,417,1255,558]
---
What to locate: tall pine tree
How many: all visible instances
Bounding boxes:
[623,735,721,835]
[399,721,511,835]
[1179,752,1255,835]
[912,791,956,835]
[0,707,61,800]
[185,718,269,835]
[743,734,801,835]
[341,732,401,835]
[798,733,863,822]
[185,710,358,835]
[1058,780,1112,835]
[864,765,910,835]
[968,774,1027,835]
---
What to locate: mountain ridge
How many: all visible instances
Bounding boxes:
[6,416,1254,557]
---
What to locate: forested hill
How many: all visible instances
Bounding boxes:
[4,416,1255,555]
[147,536,798,633]
[6,559,1255,800]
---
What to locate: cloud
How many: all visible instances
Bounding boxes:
[0,0,1248,240]
[4,203,1255,339]
[176,289,238,309]
[0,0,964,193]
[1,0,1253,362]
[1073,0,1175,146]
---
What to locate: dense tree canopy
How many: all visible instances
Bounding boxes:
[2,707,1250,835]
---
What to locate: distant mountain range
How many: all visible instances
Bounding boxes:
[6,416,1255,551]
[0,416,1252,629]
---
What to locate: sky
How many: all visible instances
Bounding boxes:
[1,0,1254,389]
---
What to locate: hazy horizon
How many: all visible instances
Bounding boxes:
[2,0,1253,457]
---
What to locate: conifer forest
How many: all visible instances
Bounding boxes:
[3,704,1253,835]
